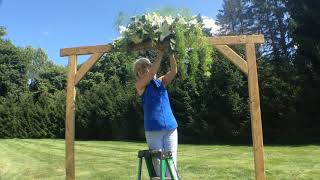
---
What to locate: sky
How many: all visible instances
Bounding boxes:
[0,0,223,66]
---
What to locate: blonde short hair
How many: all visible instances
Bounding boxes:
[133,57,152,79]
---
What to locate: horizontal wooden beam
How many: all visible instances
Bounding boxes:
[60,42,168,57]
[60,35,264,57]
[60,44,112,57]
[130,41,169,52]
[206,35,265,45]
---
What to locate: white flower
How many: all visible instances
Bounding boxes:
[159,22,171,41]
[188,19,198,26]
[164,15,174,25]
[112,36,124,46]
[145,13,164,27]
[155,16,164,27]
[145,13,155,25]
[119,26,127,36]
[176,16,187,25]
[129,33,143,44]
[151,20,158,27]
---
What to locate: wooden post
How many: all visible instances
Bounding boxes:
[65,55,77,180]
[246,43,265,180]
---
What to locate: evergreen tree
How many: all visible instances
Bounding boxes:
[0,27,30,97]
[286,0,320,142]
[216,0,252,35]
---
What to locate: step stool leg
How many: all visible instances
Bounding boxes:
[137,157,143,180]
[145,157,157,177]
[160,159,166,180]
[166,158,179,180]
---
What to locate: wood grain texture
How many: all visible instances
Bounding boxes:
[215,45,248,75]
[246,43,265,180]
[60,44,112,57]
[75,53,104,85]
[60,35,264,57]
[65,55,77,180]
[206,35,264,45]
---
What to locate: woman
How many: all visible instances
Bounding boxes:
[134,50,178,177]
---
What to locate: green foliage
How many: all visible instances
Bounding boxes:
[286,0,320,142]
[216,0,252,35]
[76,77,143,139]
[0,26,6,38]
[0,34,66,138]
[217,0,293,62]
[0,39,30,96]
[215,0,320,143]
[1,4,320,144]
[174,24,187,79]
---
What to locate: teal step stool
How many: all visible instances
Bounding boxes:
[137,150,180,180]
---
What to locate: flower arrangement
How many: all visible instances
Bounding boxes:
[112,13,204,51]
[112,12,214,78]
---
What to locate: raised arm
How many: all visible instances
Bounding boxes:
[135,51,164,95]
[149,51,164,76]
[159,54,177,87]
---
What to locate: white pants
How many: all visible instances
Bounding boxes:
[145,129,178,177]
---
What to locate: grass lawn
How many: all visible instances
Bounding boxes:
[0,139,319,179]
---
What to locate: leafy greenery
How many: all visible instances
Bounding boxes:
[215,0,320,143]
[0,1,320,144]
[0,27,66,138]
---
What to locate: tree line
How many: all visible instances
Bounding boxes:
[0,0,319,143]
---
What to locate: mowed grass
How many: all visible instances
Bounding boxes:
[0,139,319,179]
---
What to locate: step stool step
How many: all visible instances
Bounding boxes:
[151,177,172,180]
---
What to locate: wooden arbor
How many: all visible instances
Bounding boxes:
[60,35,265,180]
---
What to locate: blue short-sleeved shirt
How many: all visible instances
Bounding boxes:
[141,79,178,131]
